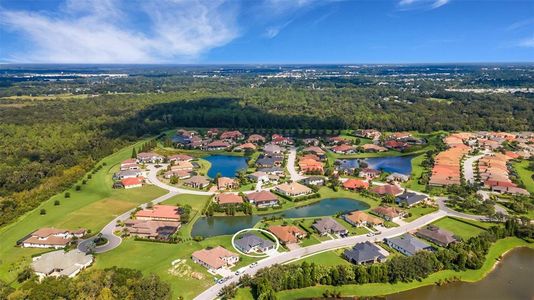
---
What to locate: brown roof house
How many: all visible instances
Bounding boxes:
[371,184,403,196]
[217,177,238,190]
[274,182,313,198]
[215,193,244,205]
[123,220,180,240]
[312,218,348,236]
[343,211,384,227]
[246,191,279,208]
[268,225,307,244]
[135,205,181,222]
[416,225,457,247]
[371,206,404,221]
[183,175,211,189]
[20,228,86,249]
[192,246,239,271]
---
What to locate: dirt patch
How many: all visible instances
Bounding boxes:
[169,259,205,280]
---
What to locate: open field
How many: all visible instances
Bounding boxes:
[95,235,259,300]
[294,248,350,266]
[276,237,533,299]
[161,194,211,238]
[514,160,534,194]
[404,205,439,222]
[0,139,166,284]
[431,217,488,240]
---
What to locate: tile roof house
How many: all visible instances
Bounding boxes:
[385,233,433,256]
[268,225,306,244]
[331,144,355,154]
[136,152,165,164]
[21,228,86,249]
[312,217,348,235]
[113,169,143,180]
[303,146,326,157]
[32,250,93,279]
[216,193,244,205]
[395,192,428,207]
[206,140,230,150]
[235,143,257,151]
[183,175,211,189]
[220,130,244,141]
[271,134,293,145]
[298,158,324,174]
[343,211,384,227]
[246,191,279,208]
[234,233,275,253]
[359,168,381,179]
[121,177,144,189]
[168,154,193,162]
[416,225,457,247]
[300,176,325,186]
[361,144,387,152]
[135,205,181,222]
[123,219,180,240]
[164,169,192,179]
[217,177,238,190]
[386,173,410,182]
[371,184,403,196]
[371,206,404,221]
[192,246,239,271]
[247,134,266,144]
[263,144,283,154]
[384,140,409,151]
[343,241,389,265]
[343,179,370,190]
[274,182,313,197]
[171,161,194,171]
[248,171,269,182]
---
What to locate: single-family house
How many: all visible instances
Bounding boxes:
[343,211,384,227]
[206,140,230,151]
[137,152,164,164]
[263,144,283,154]
[343,179,369,190]
[216,193,244,205]
[32,250,93,279]
[416,225,457,247]
[385,233,433,256]
[343,241,389,265]
[192,246,239,271]
[246,191,279,208]
[183,175,211,189]
[300,176,325,186]
[121,177,143,189]
[136,205,181,222]
[359,168,381,180]
[217,177,238,190]
[361,144,387,152]
[164,170,192,179]
[395,192,428,207]
[331,144,355,154]
[268,225,306,245]
[123,219,180,240]
[371,206,404,221]
[371,184,403,196]
[234,234,275,254]
[20,228,86,249]
[386,173,410,183]
[220,130,244,141]
[247,134,266,144]
[168,154,193,162]
[248,171,269,182]
[274,182,313,197]
[312,217,348,235]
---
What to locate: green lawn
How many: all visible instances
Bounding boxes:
[95,235,259,300]
[160,194,212,239]
[0,139,167,285]
[295,248,350,266]
[513,160,534,194]
[403,205,438,222]
[276,237,533,299]
[403,154,427,192]
[431,217,488,240]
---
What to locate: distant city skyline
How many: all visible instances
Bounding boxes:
[1,0,533,64]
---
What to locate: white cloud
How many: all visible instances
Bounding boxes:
[518,36,534,48]
[0,0,239,63]
[398,0,450,10]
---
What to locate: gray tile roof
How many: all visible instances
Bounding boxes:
[386,233,432,256]
[343,241,387,264]
[312,217,347,234]
[396,192,427,206]
[234,233,275,253]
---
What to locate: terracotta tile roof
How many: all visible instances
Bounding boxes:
[343,179,369,190]
[136,205,181,221]
[345,211,383,225]
[268,225,306,244]
[246,191,278,204]
[192,246,238,269]
[216,193,244,205]
[121,177,143,186]
[371,184,403,196]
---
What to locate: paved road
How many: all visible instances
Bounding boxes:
[435,197,487,221]
[193,210,448,300]
[463,153,486,184]
[287,147,306,181]
[146,164,214,195]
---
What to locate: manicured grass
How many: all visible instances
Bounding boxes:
[403,205,438,222]
[95,235,259,300]
[0,139,167,285]
[161,194,212,239]
[276,237,533,299]
[295,248,350,266]
[403,154,427,192]
[431,217,487,240]
[235,287,255,300]
[513,160,534,194]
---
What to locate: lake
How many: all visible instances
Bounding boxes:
[386,247,534,300]
[191,198,370,237]
[204,155,248,178]
[338,155,414,175]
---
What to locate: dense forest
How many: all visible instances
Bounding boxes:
[1,69,533,227]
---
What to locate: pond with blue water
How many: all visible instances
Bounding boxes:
[338,155,414,175]
[191,198,370,237]
[204,155,248,178]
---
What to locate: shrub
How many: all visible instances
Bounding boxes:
[75,185,81,191]
[54,200,60,206]
[40,209,46,215]
[65,192,71,198]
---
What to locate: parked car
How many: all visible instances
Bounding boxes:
[249,262,258,268]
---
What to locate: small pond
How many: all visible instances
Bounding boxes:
[191,198,370,237]
[338,155,414,175]
[204,155,248,178]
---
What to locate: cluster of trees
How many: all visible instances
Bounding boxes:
[3,267,171,300]
[237,219,532,299]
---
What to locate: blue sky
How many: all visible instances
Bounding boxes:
[0,0,533,63]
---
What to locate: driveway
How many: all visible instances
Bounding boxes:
[463,152,487,184]
[287,147,306,182]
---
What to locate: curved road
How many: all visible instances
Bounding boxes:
[287,147,307,181]
[78,164,214,253]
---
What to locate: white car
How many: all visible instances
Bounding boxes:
[249,262,258,268]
